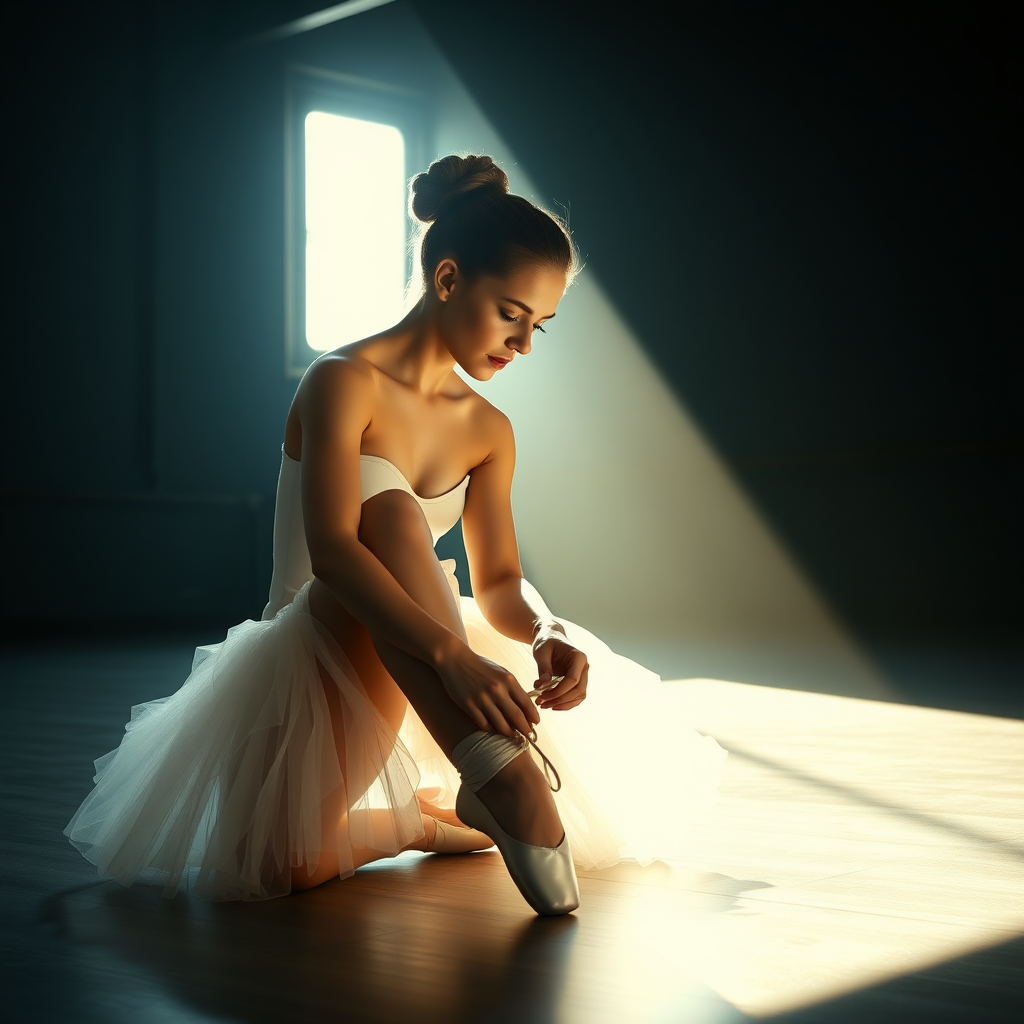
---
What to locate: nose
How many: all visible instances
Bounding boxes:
[508,331,532,357]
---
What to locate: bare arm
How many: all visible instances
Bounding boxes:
[475,575,566,645]
[463,412,589,711]
[297,357,539,734]
[463,413,564,643]
[298,357,464,668]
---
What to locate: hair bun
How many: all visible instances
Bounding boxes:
[409,154,509,223]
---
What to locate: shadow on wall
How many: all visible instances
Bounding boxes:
[421,51,888,699]
[1,0,889,697]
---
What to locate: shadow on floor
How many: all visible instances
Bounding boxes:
[770,934,1024,1024]
[40,857,581,1024]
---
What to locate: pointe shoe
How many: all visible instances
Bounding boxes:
[451,730,580,917]
[456,786,579,915]
[424,816,494,855]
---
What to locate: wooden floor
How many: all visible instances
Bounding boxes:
[1,637,1021,1023]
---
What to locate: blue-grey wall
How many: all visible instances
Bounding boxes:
[3,0,458,625]
[414,0,1022,642]
[2,0,1020,650]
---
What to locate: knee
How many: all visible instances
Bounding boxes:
[290,856,339,891]
[290,868,318,892]
[358,489,432,553]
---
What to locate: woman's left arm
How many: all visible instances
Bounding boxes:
[462,410,589,712]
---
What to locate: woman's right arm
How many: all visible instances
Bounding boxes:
[297,357,538,737]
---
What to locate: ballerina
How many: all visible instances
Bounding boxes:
[64,154,726,913]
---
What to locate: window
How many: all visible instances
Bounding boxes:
[286,68,425,376]
[304,112,405,351]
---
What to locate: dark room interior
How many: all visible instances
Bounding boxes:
[2,1,1021,1021]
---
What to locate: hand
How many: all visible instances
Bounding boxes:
[531,626,589,712]
[435,642,540,738]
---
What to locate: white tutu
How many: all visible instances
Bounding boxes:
[64,561,726,900]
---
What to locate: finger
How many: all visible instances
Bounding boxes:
[497,693,534,737]
[540,653,587,702]
[501,675,538,730]
[538,693,576,711]
[510,677,541,725]
[529,673,562,700]
[479,696,514,738]
[466,703,492,732]
[577,662,589,695]
[533,643,553,686]
[538,675,576,703]
[546,684,588,711]
[540,671,589,704]
[549,697,586,711]
[473,692,509,741]
[545,665,588,710]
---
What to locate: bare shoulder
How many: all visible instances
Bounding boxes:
[288,353,381,455]
[297,351,376,404]
[295,351,382,422]
[464,390,515,468]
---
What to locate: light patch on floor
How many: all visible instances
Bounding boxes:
[40,679,1022,1023]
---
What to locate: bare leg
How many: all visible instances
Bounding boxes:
[353,491,564,848]
[290,807,426,891]
[293,490,562,891]
[292,530,447,890]
[289,667,417,891]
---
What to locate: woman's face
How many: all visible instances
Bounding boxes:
[435,261,567,380]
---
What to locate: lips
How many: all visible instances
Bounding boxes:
[488,355,511,368]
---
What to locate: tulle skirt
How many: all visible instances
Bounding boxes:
[64,560,727,901]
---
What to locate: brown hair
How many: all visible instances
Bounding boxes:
[409,154,579,289]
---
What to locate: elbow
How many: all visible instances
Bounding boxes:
[308,553,332,584]
[307,533,360,588]
[474,571,523,614]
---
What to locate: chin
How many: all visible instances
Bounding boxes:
[457,362,491,383]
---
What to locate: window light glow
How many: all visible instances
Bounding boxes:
[304,112,406,351]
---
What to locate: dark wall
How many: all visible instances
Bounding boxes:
[2,0,1020,645]
[1,0,471,629]
[3,0,422,625]
[4,1,279,624]
[7,2,147,494]
[415,0,1022,639]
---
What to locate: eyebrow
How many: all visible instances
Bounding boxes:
[501,297,556,320]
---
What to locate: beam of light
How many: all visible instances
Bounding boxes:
[228,1,399,50]
[287,14,1020,1014]
[428,78,889,701]
[407,38,1021,1015]
[304,111,405,352]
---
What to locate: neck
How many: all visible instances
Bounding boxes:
[375,295,459,398]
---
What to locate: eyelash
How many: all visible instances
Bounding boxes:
[499,309,546,333]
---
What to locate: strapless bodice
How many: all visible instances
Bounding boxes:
[355,452,471,509]
[261,447,470,620]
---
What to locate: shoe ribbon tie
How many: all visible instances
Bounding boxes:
[451,674,564,795]
[520,726,562,793]
[523,673,563,793]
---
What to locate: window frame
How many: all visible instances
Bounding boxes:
[284,64,427,378]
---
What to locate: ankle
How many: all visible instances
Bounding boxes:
[475,755,564,848]
[405,813,437,852]
[481,749,537,792]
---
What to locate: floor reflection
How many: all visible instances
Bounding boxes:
[48,853,582,1023]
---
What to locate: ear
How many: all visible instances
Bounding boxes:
[433,258,459,302]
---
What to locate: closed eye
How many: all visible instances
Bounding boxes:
[500,308,547,333]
